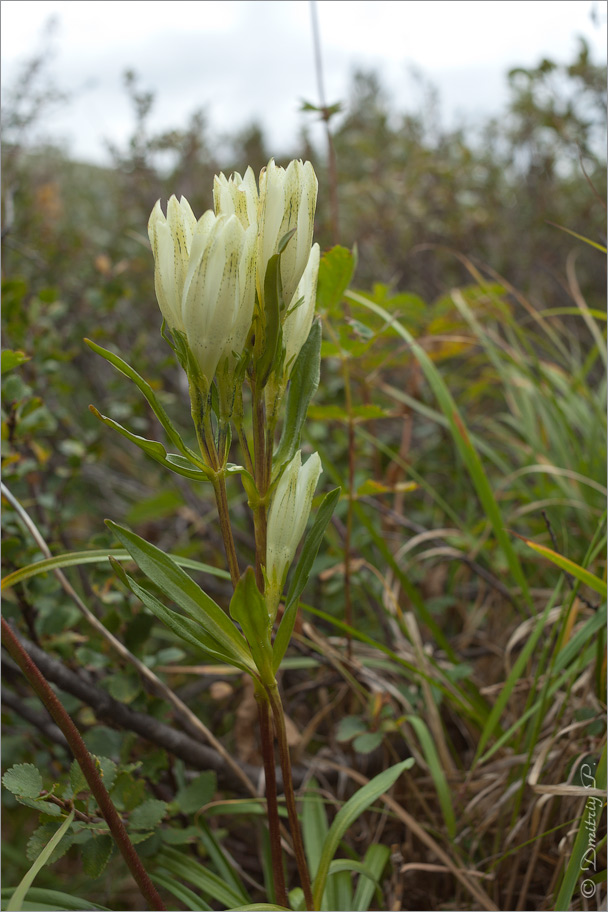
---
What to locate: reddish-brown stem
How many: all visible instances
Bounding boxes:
[267,682,314,911]
[1,618,166,911]
[255,686,288,907]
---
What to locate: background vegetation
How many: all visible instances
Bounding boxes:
[1,34,606,912]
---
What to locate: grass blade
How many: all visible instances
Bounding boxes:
[6,811,74,911]
[312,759,413,908]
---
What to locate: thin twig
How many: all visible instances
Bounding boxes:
[1,481,257,797]
[1,618,166,912]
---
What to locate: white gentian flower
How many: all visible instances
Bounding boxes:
[266,451,322,604]
[213,167,258,230]
[148,197,256,385]
[148,195,197,334]
[282,243,320,378]
[257,159,318,310]
[183,213,256,383]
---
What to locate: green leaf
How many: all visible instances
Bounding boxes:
[106,522,256,673]
[80,834,113,879]
[174,772,216,815]
[301,782,336,912]
[317,246,356,315]
[554,743,607,909]
[129,798,167,831]
[405,716,456,839]
[26,824,74,866]
[1,350,30,373]
[2,764,43,799]
[6,811,74,911]
[155,846,248,909]
[353,732,383,754]
[0,888,110,911]
[89,406,210,482]
[229,567,273,683]
[352,844,390,912]
[516,536,607,599]
[69,761,87,797]
[312,759,413,908]
[84,339,200,462]
[118,566,251,670]
[15,797,61,816]
[273,321,322,472]
[273,487,341,672]
[257,253,283,387]
[95,757,117,793]
[151,873,212,912]
[336,716,367,743]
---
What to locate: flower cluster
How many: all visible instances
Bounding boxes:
[148,160,323,597]
[148,159,319,392]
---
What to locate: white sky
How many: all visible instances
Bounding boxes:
[1,0,606,164]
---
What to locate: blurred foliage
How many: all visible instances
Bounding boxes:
[1,33,606,912]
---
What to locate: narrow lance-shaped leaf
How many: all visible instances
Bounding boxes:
[89,407,211,482]
[256,252,283,388]
[229,567,274,684]
[106,521,256,673]
[110,558,252,671]
[273,487,341,672]
[273,321,322,474]
[6,811,75,912]
[84,338,202,466]
[312,759,414,909]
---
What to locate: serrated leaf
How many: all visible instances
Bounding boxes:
[95,757,117,793]
[128,798,167,831]
[81,834,114,878]
[69,761,87,797]
[2,764,43,798]
[336,716,367,743]
[353,732,384,754]
[16,796,62,816]
[174,772,217,815]
[26,823,74,866]
[273,321,322,473]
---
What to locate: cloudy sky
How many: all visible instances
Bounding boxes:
[1,0,606,164]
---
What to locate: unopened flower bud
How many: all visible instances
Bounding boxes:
[266,451,322,599]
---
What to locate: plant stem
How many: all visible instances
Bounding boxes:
[267,681,314,911]
[211,472,241,588]
[1,618,166,912]
[251,379,268,591]
[255,683,288,908]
